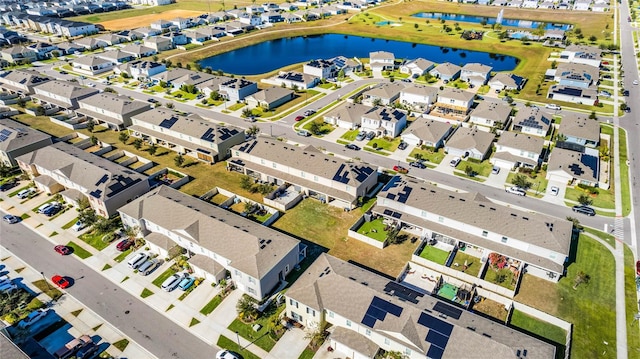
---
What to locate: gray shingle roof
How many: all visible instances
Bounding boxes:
[437,87,475,102]
[401,84,438,98]
[403,117,452,143]
[431,62,462,77]
[72,55,113,67]
[363,82,406,100]
[248,86,293,103]
[78,92,150,119]
[323,102,373,125]
[0,118,51,152]
[119,186,300,278]
[547,147,599,182]
[496,131,545,153]
[470,101,511,124]
[558,113,599,142]
[33,80,99,102]
[445,127,495,153]
[512,107,551,133]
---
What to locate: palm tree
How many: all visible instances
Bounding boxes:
[119,131,130,144]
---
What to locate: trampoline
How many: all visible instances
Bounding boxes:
[437,283,458,301]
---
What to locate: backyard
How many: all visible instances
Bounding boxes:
[418,245,450,265]
[355,218,388,242]
[509,310,567,357]
[483,266,517,291]
[450,251,481,277]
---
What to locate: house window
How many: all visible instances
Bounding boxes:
[346,319,352,327]
[501,236,508,243]
[328,310,334,318]
[306,307,316,317]
[247,287,256,295]
[289,299,299,308]
[405,348,412,356]
[384,338,390,345]
[314,176,318,182]
[248,277,255,284]
[365,329,371,336]
[301,171,305,178]
[285,265,290,273]
[260,159,265,165]
[234,270,242,278]
[421,210,427,217]
[272,163,277,169]
[482,230,488,237]
[438,216,444,223]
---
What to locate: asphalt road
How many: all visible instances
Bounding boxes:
[0,220,219,359]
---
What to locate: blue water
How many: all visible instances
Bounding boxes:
[198,34,518,75]
[376,21,396,25]
[413,12,571,30]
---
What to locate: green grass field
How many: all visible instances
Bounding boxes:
[66,241,93,259]
[418,246,450,265]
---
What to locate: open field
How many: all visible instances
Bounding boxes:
[98,9,204,30]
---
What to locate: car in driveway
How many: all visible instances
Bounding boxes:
[71,221,86,232]
[75,342,100,359]
[116,239,134,252]
[491,166,500,175]
[345,143,361,151]
[294,115,305,121]
[355,131,366,141]
[409,161,426,169]
[393,165,408,174]
[127,252,148,269]
[54,245,71,255]
[449,157,461,167]
[398,141,408,150]
[138,259,158,276]
[550,186,559,196]
[17,188,35,199]
[505,186,526,196]
[37,201,57,214]
[43,203,62,217]
[162,273,186,292]
[0,180,17,192]
[365,131,376,140]
[572,205,596,216]
[3,214,19,224]
[18,309,48,328]
[216,350,241,359]
[51,275,70,289]
[178,276,196,291]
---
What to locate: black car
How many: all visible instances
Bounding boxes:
[147,98,159,103]
[572,205,596,216]
[409,161,426,169]
[0,180,17,192]
[76,342,100,359]
[398,141,408,150]
[345,144,361,151]
[623,90,630,96]
[43,204,62,217]
[59,71,68,75]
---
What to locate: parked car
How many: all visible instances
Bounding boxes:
[18,309,48,328]
[161,273,186,292]
[54,245,71,255]
[127,252,148,269]
[178,276,196,291]
[54,335,92,359]
[17,188,35,199]
[636,260,640,276]
[116,239,134,252]
[623,90,630,96]
[409,161,426,169]
[147,98,158,103]
[355,131,366,141]
[0,180,17,192]
[345,144,361,151]
[398,141,408,150]
[598,90,611,97]
[37,201,57,214]
[550,186,559,196]
[634,80,639,85]
[449,157,461,167]
[75,342,100,359]
[505,186,526,196]
[303,109,316,116]
[572,205,596,216]
[3,214,19,224]
[296,130,311,137]
[216,350,241,359]
[365,131,376,140]
[545,104,561,110]
[59,71,68,75]
[491,166,500,175]
[138,259,158,276]
[71,221,86,232]
[294,115,305,121]
[44,204,62,217]
[393,165,408,174]
[51,275,70,289]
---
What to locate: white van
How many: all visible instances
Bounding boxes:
[137,259,158,276]
[545,103,561,110]
[127,252,148,269]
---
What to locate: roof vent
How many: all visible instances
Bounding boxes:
[489,207,496,211]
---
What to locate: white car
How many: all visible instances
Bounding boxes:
[161,273,186,292]
[550,186,559,196]
[505,186,526,196]
[16,188,35,199]
[449,157,461,167]
[216,350,241,359]
[545,103,561,110]
[71,221,86,232]
[18,309,48,328]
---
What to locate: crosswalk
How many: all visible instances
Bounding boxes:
[613,216,625,242]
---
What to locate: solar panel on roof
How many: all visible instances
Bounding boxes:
[0,129,11,136]
[0,134,8,142]
[372,296,403,316]
[433,302,462,320]
[426,330,449,348]
[417,312,453,336]
[159,116,178,129]
[427,345,445,359]
[361,296,403,328]
[201,128,215,142]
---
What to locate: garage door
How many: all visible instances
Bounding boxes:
[332,340,371,359]
[492,158,515,169]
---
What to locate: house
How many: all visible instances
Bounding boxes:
[119,186,304,300]
[116,61,166,80]
[150,19,172,31]
[274,71,319,89]
[32,80,99,110]
[553,63,599,89]
[399,84,438,110]
[228,138,378,209]
[0,28,27,46]
[285,253,557,359]
[219,78,258,101]
[73,37,108,51]
[129,108,246,164]
[0,45,37,64]
[239,13,262,26]
[131,27,162,38]
[559,45,602,67]
[151,68,199,86]
[399,58,435,77]
[429,62,461,81]
[120,44,157,58]
[492,131,545,169]
[28,42,58,60]
[369,51,395,74]
[444,126,495,160]
[71,55,115,75]
[261,11,283,23]
[56,42,86,56]
[95,33,127,46]
[544,29,566,42]
[0,118,52,167]
[144,36,175,52]
[97,50,136,64]
[511,106,551,136]
[323,102,373,130]
[0,69,50,95]
[360,106,407,138]
[374,176,574,281]
[460,63,492,87]
[546,147,601,187]
[361,82,405,106]
[303,59,336,79]
[547,85,598,106]
[16,141,151,217]
[56,21,98,37]
[557,113,599,149]
[77,92,151,130]
[468,101,512,129]
[432,88,475,118]
[164,31,188,45]
[246,87,294,110]
[591,3,609,11]
[400,117,452,148]
[572,0,591,10]
[522,0,538,7]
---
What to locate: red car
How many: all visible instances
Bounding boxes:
[116,239,133,252]
[51,275,70,289]
[393,165,409,174]
[295,115,305,122]
[636,260,640,276]
[54,245,71,255]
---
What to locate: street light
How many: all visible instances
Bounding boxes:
[235,331,240,347]
[535,181,541,195]
[40,271,51,290]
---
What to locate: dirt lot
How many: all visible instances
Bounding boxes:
[99,9,204,30]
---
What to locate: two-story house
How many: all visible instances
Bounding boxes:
[130,108,245,163]
[360,106,407,138]
[444,126,495,161]
[0,45,37,64]
[77,92,151,130]
[116,61,167,80]
[71,55,115,76]
[492,131,545,169]
[16,141,151,217]
[559,44,602,67]
[460,63,492,87]
[361,82,405,106]
[399,58,435,77]
[303,59,336,79]
[432,88,475,119]
[0,118,52,167]
[228,137,378,209]
[488,73,527,91]
[400,117,453,148]
[553,63,599,89]
[32,80,99,110]
[557,113,600,149]
[219,78,258,101]
[399,84,438,110]
[429,62,461,81]
[369,51,395,75]
[511,106,551,137]
[0,69,50,95]
[118,186,304,300]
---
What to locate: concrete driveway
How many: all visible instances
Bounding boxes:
[269,327,309,359]
[484,167,510,189]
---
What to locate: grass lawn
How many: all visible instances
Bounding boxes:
[618,128,631,216]
[61,217,79,230]
[114,248,132,263]
[623,246,640,359]
[409,147,445,164]
[112,339,129,352]
[515,234,616,359]
[472,297,509,322]
[483,267,517,290]
[366,137,401,152]
[355,218,388,242]
[272,199,418,277]
[217,335,261,359]
[170,90,198,100]
[510,310,567,346]
[505,171,549,196]
[453,171,485,182]
[302,120,335,136]
[418,246,450,265]
[458,160,492,177]
[66,241,93,259]
[141,288,154,298]
[340,129,360,141]
[78,230,112,251]
[152,267,177,288]
[228,103,245,111]
[582,227,615,247]
[200,294,224,315]
[450,251,481,277]
[298,348,316,359]
[228,304,285,352]
[32,279,62,300]
[565,187,615,209]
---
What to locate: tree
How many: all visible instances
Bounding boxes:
[123,225,140,241]
[86,120,95,133]
[589,35,597,42]
[309,120,322,135]
[76,197,90,211]
[78,208,97,226]
[236,294,259,322]
[133,138,143,150]
[209,91,221,101]
[174,153,185,168]
[304,324,328,350]
[240,175,254,191]
[464,165,475,177]
[16,98,26,108]
[241,108,253,118]
[589,111,597,119]
[577,194,593,206]
[90,135,98,146]
[165,102,174,109]
[414,23,419,29]
[119,131,130,144]
[34,106,45,116]
[511,174,531,189]
[104,87,116,93]
[573,271,590,289]
[386,226,401,244]
[148,143,158,156]
[246,125,260,137]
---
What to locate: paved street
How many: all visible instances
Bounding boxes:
[0,220,220,359]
